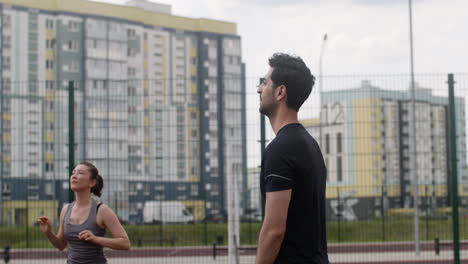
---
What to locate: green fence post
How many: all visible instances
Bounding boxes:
[68,81,75,203]
[249,214,253,245]
[425,185,429,241]
[204,205,208,245]
[0,78,3,226]
[381,185,386,242]
[448,73,460,264]
[337,187,341,242]
[259,78,266,220]
[159,197,163,246]
[26,194,29,248]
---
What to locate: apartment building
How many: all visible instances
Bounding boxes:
[303,80,467,219]
[0,0,247,225]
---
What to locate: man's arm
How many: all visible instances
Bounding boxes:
[256,189,291,264]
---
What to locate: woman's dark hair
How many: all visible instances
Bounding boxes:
[79,161,103,197]
[269,53,315,112]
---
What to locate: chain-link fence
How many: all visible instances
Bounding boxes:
[1,73,468,263]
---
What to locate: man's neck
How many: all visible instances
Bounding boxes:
[268,109,299,135]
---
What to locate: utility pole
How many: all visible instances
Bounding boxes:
[408,0,420,255]
[318,34,328,147]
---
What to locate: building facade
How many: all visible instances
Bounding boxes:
[0,0,247,225]
[303,80,468,220]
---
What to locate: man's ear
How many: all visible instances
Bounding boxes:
[276,85,287,101]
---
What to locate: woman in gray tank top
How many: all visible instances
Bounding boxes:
[37,161,130,263]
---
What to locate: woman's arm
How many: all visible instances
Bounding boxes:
[38,205,68,251]
[79,204,130,250]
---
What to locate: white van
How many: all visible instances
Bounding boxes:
[143,201,194,224]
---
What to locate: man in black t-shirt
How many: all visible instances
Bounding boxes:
[256,53,329,264]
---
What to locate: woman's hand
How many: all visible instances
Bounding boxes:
[78,230,99,244]
[37,216,52,234]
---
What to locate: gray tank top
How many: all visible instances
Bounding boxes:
[64,199,107,264]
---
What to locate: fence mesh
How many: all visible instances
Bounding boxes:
[0,73,467,263]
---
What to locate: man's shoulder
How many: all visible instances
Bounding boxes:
[264,134,291,154]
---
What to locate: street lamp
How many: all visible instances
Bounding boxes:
[408,0,420,256]
[318,33,328,147]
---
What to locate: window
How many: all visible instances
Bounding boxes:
[45,183,53,195]
[144,184,151,194]
[337,156,343,182]
[154,184,164,191]
[46,80,55,89]
[63,80,79,89]
[337,133,342,153]
[46,39,56,49]
[3,56,10,69]
[3,35,11,48]
[28,194,40,200]
[45,143,54,151]
[64,40,78,51]
[128,86,136,96]
[3,78,11,92]
[128,67,136,77]
[129,183,137,194]
[3,15,11,28]
[68,21,79,32]
[46,60,54,70]
[63,60,78,72]
[2,183,11,193]
[46,19,54,29]
[211,184,219,195]
[190,184,198,196]
[69,60,79,72]
[127,28,136,38]
[45,162,54,172]
[28,183,39,190]
[325,134,330,154]
[324,157,329,181]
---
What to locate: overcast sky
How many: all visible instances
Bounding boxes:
[98,0,467,77]
[97,0,468,166]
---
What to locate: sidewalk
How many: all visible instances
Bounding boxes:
[7,251,468,264]
[5,242,468,264]
[330,250,466,264]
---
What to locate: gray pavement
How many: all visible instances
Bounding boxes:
[6,250,468,264]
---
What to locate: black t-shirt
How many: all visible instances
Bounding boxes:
[260,123,328,264]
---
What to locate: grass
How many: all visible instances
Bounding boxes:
[1,217,467,249]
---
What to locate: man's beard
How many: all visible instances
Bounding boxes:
[259,101,276,117]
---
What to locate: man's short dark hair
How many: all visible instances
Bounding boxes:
[269,53,315,112]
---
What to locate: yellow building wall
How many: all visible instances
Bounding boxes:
[187,107,200,183]
[2,200,59,226]
[460,184,468,197]
[2,0,237,35]
[351,98,384,197]
[162,35,168,104]
[386,184,401,197]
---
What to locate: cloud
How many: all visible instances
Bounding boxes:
[100,0,468,75]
